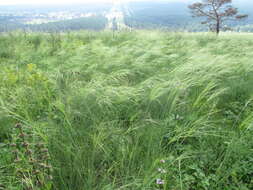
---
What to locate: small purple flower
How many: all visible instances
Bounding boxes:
[156,178,165,185]
[160,159,166,163]
[158,168,167,174]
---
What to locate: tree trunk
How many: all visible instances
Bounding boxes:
[216,20,220,35]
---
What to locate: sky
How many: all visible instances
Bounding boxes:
[0,0,249,5]
[0,0,190,6]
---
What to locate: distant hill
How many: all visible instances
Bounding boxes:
[124,0,253,31]
[124,1,194,30]
[0,1,252,32]
[29,16,108,32]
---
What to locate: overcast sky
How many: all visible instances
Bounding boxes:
[0,0,201,5]
[0,0,250,5]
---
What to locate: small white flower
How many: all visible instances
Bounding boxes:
[156,178,165,185]
[160,159,166,163]
[158,168,167,173]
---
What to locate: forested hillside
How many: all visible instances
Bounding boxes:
[124,1,253,31]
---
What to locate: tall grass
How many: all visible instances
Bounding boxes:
[0,31,253,190]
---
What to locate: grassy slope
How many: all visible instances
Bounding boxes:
[0,31,253,190]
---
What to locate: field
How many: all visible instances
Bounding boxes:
[0,31,253,190]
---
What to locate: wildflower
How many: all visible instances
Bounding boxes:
[156,179,165,185]
[160,159,166,163]
[158,168,167,174]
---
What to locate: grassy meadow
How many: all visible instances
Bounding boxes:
[0,31,253,190]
